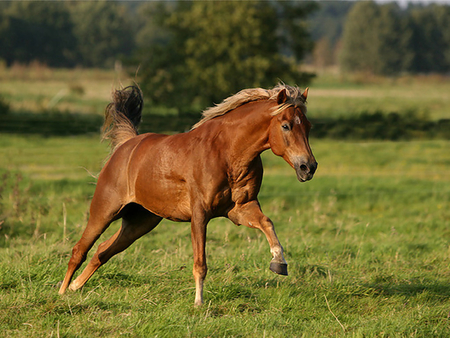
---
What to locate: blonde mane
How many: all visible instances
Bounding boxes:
[191,84,307,130]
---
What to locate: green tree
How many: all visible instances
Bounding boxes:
[339,1,411,75]
[408,4,450,73]
[0,2,75,67]
[136,1,316,113]
[308,1,354,47]
[67,1,134,68]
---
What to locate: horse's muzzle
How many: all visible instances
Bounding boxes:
[295,160,318,182]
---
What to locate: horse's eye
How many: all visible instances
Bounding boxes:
[282,123,290,131]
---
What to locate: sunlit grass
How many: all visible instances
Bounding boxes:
[1,135,450,336]
[0,135,107,180]
[305,66,450,120]
[1,65,449,121]
[0,66,133,115]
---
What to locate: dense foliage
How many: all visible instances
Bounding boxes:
[135,1,316,112]
[1,0,450,107]
[340,1,450,75]
[1,1,450,76]
[0,1,133,68]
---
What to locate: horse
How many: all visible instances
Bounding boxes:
[58,84,317,306]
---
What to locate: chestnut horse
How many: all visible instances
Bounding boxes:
[59,84,317,306]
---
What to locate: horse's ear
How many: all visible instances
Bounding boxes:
[301,87,309,101]
[277,88,287,104]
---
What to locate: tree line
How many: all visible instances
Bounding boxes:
[0,1,318,112]
[0,1,133,68]
[134,1,317,111]
[1,1,449,112]
[2,1,449,74]
[339,1,450,75]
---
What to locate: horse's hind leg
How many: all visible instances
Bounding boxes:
[59,197,124,295]
[68,204,161,292]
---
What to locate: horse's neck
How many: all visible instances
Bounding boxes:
[200,101,273,166]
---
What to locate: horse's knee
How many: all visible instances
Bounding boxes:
[193,262,207,279]
[259,215,274,228]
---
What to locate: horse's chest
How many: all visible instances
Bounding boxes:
[211,187,233,211]
[227,170,262,206]
[208,173,260,215]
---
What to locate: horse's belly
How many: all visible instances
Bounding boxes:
[133,178,192,222]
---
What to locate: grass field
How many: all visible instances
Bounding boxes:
[1,65,450,120]
[0,65,119,116]
[308,67,450,120]
[1,66,450,336]
[1,133,450,337]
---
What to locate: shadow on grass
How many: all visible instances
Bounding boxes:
[0,111,103,135]
[2,109,450,140]
[0,110,200,136]
[365,280,450,298]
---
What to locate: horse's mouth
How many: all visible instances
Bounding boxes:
[294,161,317,182]
[296,171,314,182]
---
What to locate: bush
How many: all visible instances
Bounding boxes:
[311,110,447,141]
[0,95,10,115]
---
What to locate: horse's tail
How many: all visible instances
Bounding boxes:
[102,86,143,153]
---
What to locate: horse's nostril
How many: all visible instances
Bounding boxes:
[300,164,308,172]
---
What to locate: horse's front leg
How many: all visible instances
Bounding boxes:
[190,210,209,306]
[228,200,288,275]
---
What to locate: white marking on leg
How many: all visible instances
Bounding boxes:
[270,246,287,265]
[68,281,80,291]
[194,279,203,306]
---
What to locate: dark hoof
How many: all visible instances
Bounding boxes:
[270,262,288,276]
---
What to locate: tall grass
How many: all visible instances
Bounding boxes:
[1,134,449,337]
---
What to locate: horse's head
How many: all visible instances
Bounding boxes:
[269,88,317,182]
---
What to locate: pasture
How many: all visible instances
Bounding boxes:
[1,67,450,336]
[2,65,450,120]
[1,134,449,337]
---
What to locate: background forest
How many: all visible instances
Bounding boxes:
[1,1,450,112]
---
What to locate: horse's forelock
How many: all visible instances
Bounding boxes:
[269,84,307,116]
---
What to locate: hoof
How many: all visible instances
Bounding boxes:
[270,262,288,276]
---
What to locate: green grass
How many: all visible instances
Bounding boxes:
[1,134,450,337]
[0,66,122,115]
[307,68,450,120]
[1,65,450,121]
